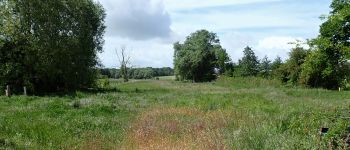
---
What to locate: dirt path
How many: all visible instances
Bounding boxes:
[121,107,231,150]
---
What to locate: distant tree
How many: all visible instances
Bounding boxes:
[271,56,283,70]
[174,30,229,82]
[278,44,309,84]
[0,0,106,93]
[116,46,132,82]
[271,56,283,78]
[300,0,350,89]
[259,56,272,78]
[99,67,174,80]
[238,46,259,77]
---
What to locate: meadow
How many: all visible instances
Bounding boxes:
[0,77,349,149]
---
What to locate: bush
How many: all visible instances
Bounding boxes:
[341,79,350,90]
[97,77,110,89]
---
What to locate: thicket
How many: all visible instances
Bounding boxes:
[0,0,106,94]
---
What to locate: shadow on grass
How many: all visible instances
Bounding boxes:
[0,138,17,149]
[21,87,123,98]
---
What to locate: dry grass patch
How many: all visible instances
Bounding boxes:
[121,107,232,150]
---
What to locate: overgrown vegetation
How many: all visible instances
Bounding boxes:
[0,77,349,149]
[0,0,106,94]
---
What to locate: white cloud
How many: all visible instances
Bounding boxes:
[96,0,331,68]
[99,0,172,40]
[163,0,282,11]
[255,36,309,60]
[98,36,174,68]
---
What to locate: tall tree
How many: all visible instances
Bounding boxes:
[259,56,272,78]
[0,0,106,93]
[174,30,229,82]
[300,0,350,89]
[271,56,283,71]
[271,56,283,78]
[278,45,308,84]
[238,46,259,77]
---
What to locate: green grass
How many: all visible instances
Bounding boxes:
[0,77,349,149]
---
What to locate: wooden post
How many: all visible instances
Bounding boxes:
[6,85,10,97]
[23,86,27,96]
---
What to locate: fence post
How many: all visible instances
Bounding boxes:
[23,86,27,96]
[6,85,10,97]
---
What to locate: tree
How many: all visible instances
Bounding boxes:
[214,45,231,74]
[174,30,229,82]
[259,56,272,78]
[116,46,132,82]
[271,56,283,78]
[0,0,106,93]
[278,44,308,84]
[271,56,283,71]
[300,0,350,89]
[238,46,259,76]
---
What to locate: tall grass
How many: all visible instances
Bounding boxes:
[0,77,349,149]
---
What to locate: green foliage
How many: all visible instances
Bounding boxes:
[277,46,308,85]
[214,45,232,74]
[0,0,106,94]
[128,68,154,79]
[97,76,110,89]
[237,46,259,77]
[300,0,350,89]
[270,56,283,78]
[259,56,272,78]
[99,67,174,79]
[271,56,283,71]
[174,30,230,82]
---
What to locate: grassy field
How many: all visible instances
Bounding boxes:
[0,77,349,149]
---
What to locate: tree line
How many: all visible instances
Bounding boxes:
[1,0,349,94]
[99,67,174,80]
[174,0,350,90]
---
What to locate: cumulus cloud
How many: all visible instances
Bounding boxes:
[255,36,308,60]
[99,0,172,40]
[97,0,329,68]
[98,37,174,68]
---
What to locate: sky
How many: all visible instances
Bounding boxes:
[97,0,332,68]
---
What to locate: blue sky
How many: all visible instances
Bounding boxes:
[97,0,332,68]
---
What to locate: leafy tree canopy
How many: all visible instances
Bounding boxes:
[174,30,230,82]
[300,0,350,89]
[238,46,259,77]
[0,0,106,94]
